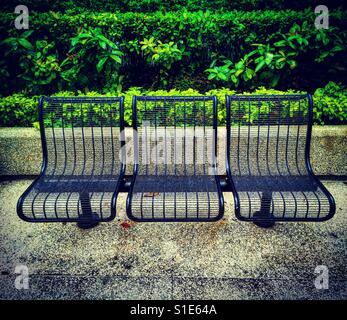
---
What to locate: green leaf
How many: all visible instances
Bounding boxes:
[96,34,116,48]
[265,53,274,65]
[255,60,266,72]
[22,30,34,39]
[235,68,243,77]
[287,60,297,69]
[274,40,286,47]
[77,33,93,39]
[0,37,16,45]
[111,50,123,56]
[217,73,227,81]
[98,41,106,49]
[96,56,108,72]
[110,54,122,63]
[331,46,343,52]
[270,74,280,86]
[235,61,244,69]
[18,38,33,50]
[288,41,296,50]
[245,68,254,80]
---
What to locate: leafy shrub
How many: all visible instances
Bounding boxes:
[0,9,346,94]
[140,38,184,87]
[20,40,61,89]
[205,22,345,88]
[60,27,123,92]
[2,0,345,12]
[0,93,38,126]
[313,82,347,124]
[0,83,345,127]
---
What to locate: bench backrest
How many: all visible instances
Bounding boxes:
[39,97,125,177]
[226,94,312,177]
[132,96,218,176]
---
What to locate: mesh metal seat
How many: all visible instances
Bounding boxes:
[126,96,224,221]
[17,97,125,225]
[226,94,335,223]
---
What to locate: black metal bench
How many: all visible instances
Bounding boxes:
[17,97,125,229]
[226,94,336,227]
[17,94,335,228]
[126,96,224,221]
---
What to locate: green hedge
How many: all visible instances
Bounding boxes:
[1,82,346,127]
[1,9,346,95]
[2,0,346,12]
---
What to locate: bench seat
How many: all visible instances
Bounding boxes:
[126,96,224,222]
[127,175,222,221]
[17,97,125,225]
[226,94,335,223]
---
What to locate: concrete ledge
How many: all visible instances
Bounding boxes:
[0,126,346,176]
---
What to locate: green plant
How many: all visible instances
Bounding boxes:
[314,27,345,63]
[3,0,343,13]
[205,55,256,86]
[205,20,347,89]
[61,27,123,92]
[206,22,311,87]
[140,37,184,87]
[0,9,346,94]
[0,30,34,52]
[1,32,61,93]
[0,93,38,126]
[1,83,345,127]
[0,30,34,91]
[313,82,347,124]
[20,40,61,89]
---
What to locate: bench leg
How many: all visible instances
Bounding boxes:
[77,192,99,229]
[253,192,275,228]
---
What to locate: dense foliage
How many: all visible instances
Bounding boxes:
[2,0,346,12]
[1,82,345,127]
[0,1,346,126]
[1,9,346,95]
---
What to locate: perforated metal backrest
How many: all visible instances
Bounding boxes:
[40,97,125,177]
[226,94,311,177]
[133,96,217,176]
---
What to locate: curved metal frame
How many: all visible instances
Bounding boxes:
[17,96,125,223]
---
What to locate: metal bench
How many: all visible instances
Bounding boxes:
[17,97,125,229]
[226,94,335,227]
[17,94,335,228]
[126,96,224,221]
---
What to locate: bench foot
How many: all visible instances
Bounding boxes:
[77,213,99,229]
[252,211,275,228]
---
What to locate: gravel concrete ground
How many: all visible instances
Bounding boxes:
[0,179,346,300]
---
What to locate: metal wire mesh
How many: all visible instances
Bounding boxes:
[127,96,224,221]
[18,97,125,222]
[226,94,335,221]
